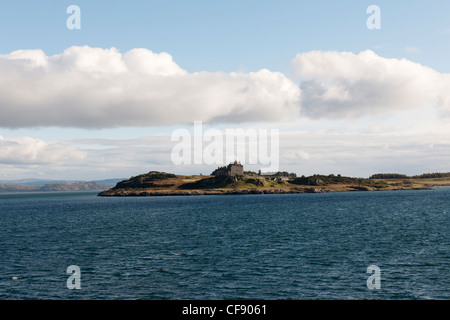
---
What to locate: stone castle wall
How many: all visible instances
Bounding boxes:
[212,162,244,176]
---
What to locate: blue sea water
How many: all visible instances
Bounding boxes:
[0,188,449,300]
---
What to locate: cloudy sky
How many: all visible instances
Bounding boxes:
[1,0,450,180]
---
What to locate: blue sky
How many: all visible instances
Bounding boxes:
[2,0,450,73]
[0,1,450,180]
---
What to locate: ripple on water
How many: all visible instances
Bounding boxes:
[0,190,448,299]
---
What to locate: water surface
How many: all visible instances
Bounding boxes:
[0,189,448,299]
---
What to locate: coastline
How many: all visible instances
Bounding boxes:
[97,185,434,197]
[96,171,450,197]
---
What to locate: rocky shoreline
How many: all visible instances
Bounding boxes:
[97,185,431,197]
[98,187,324,197]
[96,170,444,197]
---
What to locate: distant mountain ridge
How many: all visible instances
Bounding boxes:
[0,178,124,187]
[0,179,125,193]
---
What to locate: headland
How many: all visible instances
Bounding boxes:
[98,163,450,197]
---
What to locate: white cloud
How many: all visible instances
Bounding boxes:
[0,136,86,165]
[3,47,450,180]
[278,123,450,177]
[3,47,450,129]
[291,50,450,119]
[0,46,301,128]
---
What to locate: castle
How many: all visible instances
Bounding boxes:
[211,161,244,176]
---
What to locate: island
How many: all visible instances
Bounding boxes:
[98,162,450,197]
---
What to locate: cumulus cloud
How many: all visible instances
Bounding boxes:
[0,136,86,164]
[292,50,450,119]
[3,46,450,129]
[0,46,301,128]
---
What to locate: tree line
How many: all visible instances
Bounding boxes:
[370,172,450,179]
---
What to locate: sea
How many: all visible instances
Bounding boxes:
[0,188,449,300]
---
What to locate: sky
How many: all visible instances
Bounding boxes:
[0,0,450,180]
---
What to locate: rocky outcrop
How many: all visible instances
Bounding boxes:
[350,186,374,191]
[98,187,329,197]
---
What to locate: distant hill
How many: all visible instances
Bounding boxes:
[0,184,39,192]
[38,182,110,192]
[0,179,70,186]
[0,181,111,193]
[0,178,124,187]
[89,179,126,187]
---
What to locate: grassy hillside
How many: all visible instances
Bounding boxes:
[98,171,450,197]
